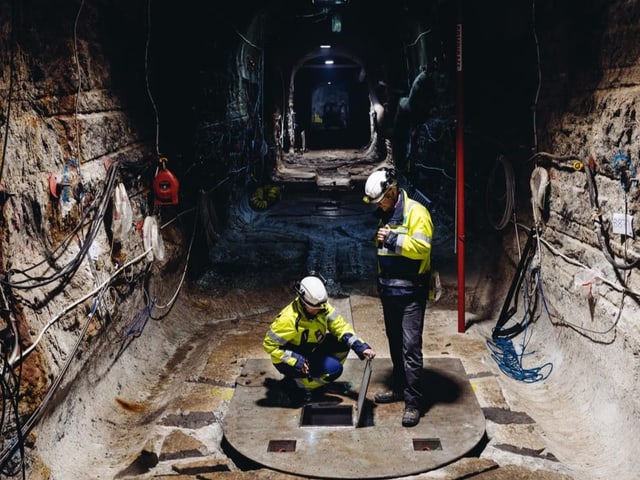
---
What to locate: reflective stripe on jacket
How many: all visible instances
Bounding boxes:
[376,189,433,288]
[263,298,360,366]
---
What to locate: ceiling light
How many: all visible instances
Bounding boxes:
[324,60,334,65]
[312,0,349,5]
[320,45,332,49]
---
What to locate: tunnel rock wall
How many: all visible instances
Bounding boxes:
[500,0,640,454]
[0,0,172,438]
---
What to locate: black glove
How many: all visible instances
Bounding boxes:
[342,333,371,360]
[383,231,398,249]
[351,339,372,360]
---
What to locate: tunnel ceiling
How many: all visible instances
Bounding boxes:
[148,0,539,202]
[239,0,448,86]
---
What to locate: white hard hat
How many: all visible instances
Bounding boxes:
[363,168,396,203]
[296,275,328,308]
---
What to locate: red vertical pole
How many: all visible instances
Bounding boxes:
[456,1,466,333]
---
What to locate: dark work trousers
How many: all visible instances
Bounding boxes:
[381,292,427,410]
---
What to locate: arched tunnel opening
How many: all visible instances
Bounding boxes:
[293,55,371,151]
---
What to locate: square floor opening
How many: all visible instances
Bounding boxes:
[300,404,353,427]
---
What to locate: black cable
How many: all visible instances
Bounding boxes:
[0,292,100,469]
[0,339,25,478]
[485,154,515,231]
[584,160,640,270]
[492,227,539,340]
[2,162,119,291]
[1,275,25,478]
[488,252,553,383]
[0,0,16,187]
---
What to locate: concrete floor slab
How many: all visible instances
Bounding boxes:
[224,357,486,479]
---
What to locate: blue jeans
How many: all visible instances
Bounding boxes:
[274,334,348,390]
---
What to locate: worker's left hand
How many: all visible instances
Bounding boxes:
[362,348,376,359]
[376,224,391,243]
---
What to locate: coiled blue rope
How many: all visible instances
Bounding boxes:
[486,335,552,383]
[488,266,553,383]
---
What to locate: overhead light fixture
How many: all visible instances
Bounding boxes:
[324,60,334,65]
[320,45,332,49]
[312,0,349,5]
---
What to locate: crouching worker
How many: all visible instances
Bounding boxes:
[263,273,376,404]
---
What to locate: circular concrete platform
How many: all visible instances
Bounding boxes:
[223,357,486,479]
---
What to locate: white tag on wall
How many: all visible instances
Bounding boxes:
[612,213,634,237]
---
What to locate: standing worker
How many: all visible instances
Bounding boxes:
[363,167,433,427]
[263,273,376,404]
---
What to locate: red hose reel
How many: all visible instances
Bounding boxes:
[153,157,180,206]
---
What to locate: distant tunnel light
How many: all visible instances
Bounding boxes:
[324,60,334,65]
[320,45,332,49]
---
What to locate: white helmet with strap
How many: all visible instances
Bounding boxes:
[295,273,328,308]
[363,167,397,203]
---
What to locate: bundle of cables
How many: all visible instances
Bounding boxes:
[488,228,553,383]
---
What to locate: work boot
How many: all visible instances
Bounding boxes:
[374,390,402,404]
[325,381,351,395]
[402,407,420,427]
[302,389,314,404]
[277,378,311,407]
[284,386,312,407]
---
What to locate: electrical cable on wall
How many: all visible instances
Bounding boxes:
[8,247,152,367]
[486,165,554,381]
[492,227,540,340]
[540,270,628,337]
[511,154,638,341]
[0,0,16,187]
[145,0,160,158]
[528,151,580,163]
[415,161,455,182]
[516,221,640,298]
[485,153,515,231]
[72,0,86,167]
[488,236,553,383]
[3,262,131,472]
[148,203,199,315]
[531,0,541,152]
[2,163,119,293]
[487,148,640,370]
[0,296,99,470]
[1,282,26,478]
[514,221,638,338]
[403,29,432,91]
[614,154,635,265]
[0,361,26,478]
[125,295,156,338]
[584,157,640,270]
[258,34,266,180]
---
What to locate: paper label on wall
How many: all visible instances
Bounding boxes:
[612,213,634,237]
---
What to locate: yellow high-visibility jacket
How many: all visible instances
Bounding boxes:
[376,189,433,291]
[263,298,367,368]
